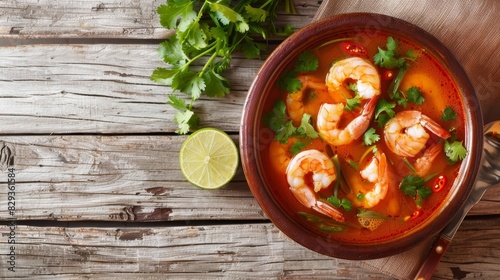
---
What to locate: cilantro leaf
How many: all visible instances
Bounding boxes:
[167,94,189,112]
[295,51,319,73]
[167,95,199,134]
[244,5,267,22]
[363,127,380,146]
[277,70,301,93]
[406,86,425,105]
[375,98,396,127]
[297,114,319,139]
[373,37,405,69]
[344,94,362,111]
[278,51,319,93]
[441,106,457,121]
[174,70,205,100]
[264,99,289,135]
[400,174,432,207]
[174,110,199,134]
[241,37,266,59]
[444,140,467,163]
[289,140,307,155]
[399,174,425,197]
[180,21,208,49]
[151,67,176,85]
[264,100,320,144]
[275,121,296,143]
[157,2,196,31]
[327,196,353,212]
[202,70,229,98]
[210,2,240,24]
[158,37,188,66]
[264,100,296,143]
[375,98,396,119]
[416,187,432,207]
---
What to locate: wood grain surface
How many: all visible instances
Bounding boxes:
[0,0,498,279]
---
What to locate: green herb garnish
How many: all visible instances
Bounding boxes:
[153,0,296,133]
[327,196,353,212]
[444,140,467,164]
[264,100,319,146]
[278,50,319,93]
[400,174,432,207]
[374,98,396,127]
[362,127,380,146]
[441,106,458,121]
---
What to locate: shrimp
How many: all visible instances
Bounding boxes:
[317,96,378,145]
[384,110,451,157]
[413,142,444,177]
[317,57,381,145]
[325,57,381,99]
[286,149,344,222]
[358,151,389,209]
[269,138,296,175]
[286,75,328,125]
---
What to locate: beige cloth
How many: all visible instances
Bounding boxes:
[313,0,500,279]
[314,0,500,125]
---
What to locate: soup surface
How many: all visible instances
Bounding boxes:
[260,31,466,243]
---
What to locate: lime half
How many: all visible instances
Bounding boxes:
[179,128,239,189]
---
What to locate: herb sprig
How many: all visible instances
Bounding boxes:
[399,174,432,207]
[153,0,296,133]
[264,99,319,145]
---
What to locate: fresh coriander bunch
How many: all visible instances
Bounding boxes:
[152,0,295,134]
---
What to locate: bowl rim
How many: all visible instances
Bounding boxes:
[240,12,484,260]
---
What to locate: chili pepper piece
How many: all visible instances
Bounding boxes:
[404,209,423,221]
[340,41,368,57]
[432,175,447,192]
[383,70,394,80]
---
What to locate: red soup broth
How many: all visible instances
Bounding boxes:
[259,31,465,243]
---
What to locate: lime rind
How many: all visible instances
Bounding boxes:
[179,128,239,189]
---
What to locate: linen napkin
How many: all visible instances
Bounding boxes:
[312,0,500,279]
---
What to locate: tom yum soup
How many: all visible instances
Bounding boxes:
[261,33,467,242]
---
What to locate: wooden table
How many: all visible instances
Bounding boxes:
[0,1,499,279]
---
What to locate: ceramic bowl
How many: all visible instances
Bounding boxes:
[240,13,483,260]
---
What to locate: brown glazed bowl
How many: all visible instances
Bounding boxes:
[240,13,483,260]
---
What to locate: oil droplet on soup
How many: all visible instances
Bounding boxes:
[261,31,466,243]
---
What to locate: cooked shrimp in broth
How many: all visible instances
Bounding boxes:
[286,75,329,125]
[359,151,389,209]
[317,97,377,146]
[262,34,466,243]
[316,57,381,145]
[326,57,381,99]
[384,110,451,157]
[286,149,344,222]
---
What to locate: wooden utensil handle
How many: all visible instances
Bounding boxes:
[414,235,451,280]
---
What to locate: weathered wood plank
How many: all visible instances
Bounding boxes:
[0,135,498,222]
[0,0,316,39]
[0,223,398,279]
[0,135,265,221]
[1,217,499,279]
[0,44,260,134]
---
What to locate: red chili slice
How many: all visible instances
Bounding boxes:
[383,70,394,80]
[340,41,368,57]
[432,175,447,192]
[407,209,422,221]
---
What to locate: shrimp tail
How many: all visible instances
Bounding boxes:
[415,142,444,177]
[313,200,345,222]
[421,114,451,139]
[346,96,378,140]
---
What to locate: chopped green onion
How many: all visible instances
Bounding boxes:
[403,157,417,173]
[359,145,377,165]
[346,158,359,170]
